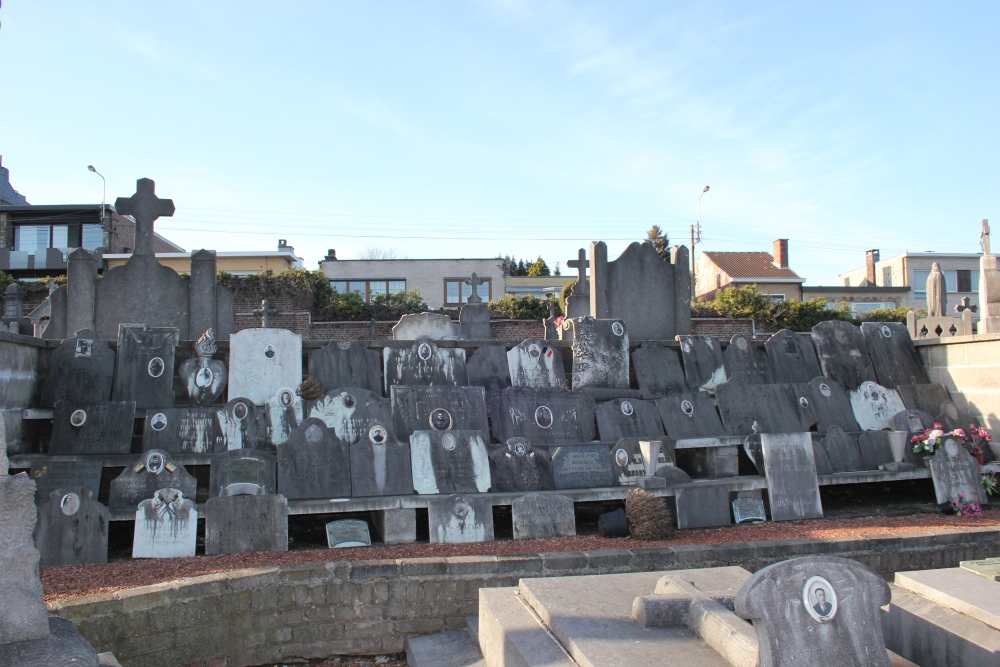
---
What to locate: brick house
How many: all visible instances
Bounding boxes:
[695,239,805,302]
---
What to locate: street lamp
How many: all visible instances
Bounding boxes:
[87,165,106,224]
[691,185,710,297]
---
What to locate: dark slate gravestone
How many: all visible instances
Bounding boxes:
[205,493,288,555]
[108,450,198,512]
[816,425,865,473]
[428,494,494,544]
[796,377,859,432]
[715,382,807,435]
[507,338,567,389]
[487,438,555,492]
[860,321,929,388]
[655,391,726,440]
[208,449,277,498]
[142,408,223,454]
[390,385,489,442]
[550,445,613,489]
[808,433,833,475]
[765,329,822,385]
[678,335,728,391]
[264,386,304,447]
[723,335,774,385]
[460,299,492,339]
[897,383,950,416]
[277,418,352,500]
[34,488,109,567]
[466,345,513,394]
[857,431,896,471]
[849,381,906,431]
[327,519,372,548]
[307,388,391,446]
[562,316,629,390]
[760,432,823,521]
[383,338,468,390]
[308,340,382,396]
[810,321,876,391]
[611,437,689,487]
[218,396,267,450]
[410,430,491,494]
[228,328,303,406]
[112,324,179,409]
[930,438,989,506]
[28,458,103,506]
[177,328,228,407]
[41,329,115,408]
[631,341,686,399]
[735,555,893,667]
[133,488,197,558]
[488,388,596,445]
[49,402,136,455]
[350,421,413,497]
[675,485,732,530]
[512,494,576,540]
[595,398,665,441]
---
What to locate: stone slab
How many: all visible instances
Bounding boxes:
[549,445,613,489]
[507,339,567,389]
[678,335,727,391]
[631,341,687,399]
[466,345,513,394]
[478,587,573,667]
[390,385,489,442]
[850,381,907,431]
[715,382,807,436]
[595,398,664,441]
[350,422,413,497]
[810,321,877,391]
[132,487,197,559]
[488,388,596,445]
[897,384,951,416]
[961,558,1000,582]
[428,494,494,544]
[676,485,732,530]
[108,450,197,512]
[797,377,860,432]
[895,568,1000,631]
[930,438,989,506]
[373,508,417,546]
[308,340,382,396]
[141,408,224,454]
[760,432,823,521]
[817,425,866,473]
[111,324,178,409]
[610,437,684,487]
[406,629,485,667]
[307,388,391,445]
[563,316,629,390]
[410,430,491,495]
[857,431,897,471]
[488,438,555,493]
[49,402,136,456]
[28,458,103,506]
[384,338,468,390]
[218,396,267,450]
[655,391,726,440]
[41,330,115,408]
[228,328,303,406]
[393,312,464,340]
[765,329,822,385]
[204,493,288,555]
[276,418,352,500]
[34,487,108,567]
[723,335,774,385]
[512,493,575,540]
[0,472,49,644]
[861,321,929,388]
[264,387,304,448]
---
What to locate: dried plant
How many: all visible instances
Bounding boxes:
[297,376,327,400]
[625,488,676,540]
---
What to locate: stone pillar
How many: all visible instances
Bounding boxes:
[189,249,218,341]
[926,262,947,318]
[672,245,692,335]
[66,248,97,336]
[979,254,1000,334]
[589,241,610,319]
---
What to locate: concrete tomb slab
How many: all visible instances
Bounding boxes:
[41,329,115,408]
[177,328,228,407]
[930,437,989,506]
[108,450,197,512]
[487,438,555,492]
[428,494,494,544]
[860,321,929,388]
[724,335,774,385]
[466,345,513,395]
[384,337,468,390]
[390,385,489,442]
[205,493,288,555]
[562,316,629,390]
[655,390,726,440]
[675,485,732,530]
[765,329,822,385]
[48,402,136,456]
[308,340,382,397]
[631,341,687,399]
[507,338,567,389]
[111,324,178,409]
[897,383,951,416]
[760,432,823,521]
[349,421,413,497]
[141,408,223,454]
[373,508,417,546]
[716,382,807,436]
[28,458,103,507]
[512,493,575,540]
[810,321,877,391]
[264,386,305,447]
[410,430,491,495]
[208,449,277,498]
[678,335,727,391]
[392,312,465,340]
[132,487,197,559]
[488,388,596,445]
[595,398,665,441]
[218,396,267,450]
[277,418,352,500]
[228,328,303,406]
[307,387,390,446]
[961,557,1000,582]
[797,377,860,432]
[34,487,108,567]
[327,518,372,548]
[850,381,906,431]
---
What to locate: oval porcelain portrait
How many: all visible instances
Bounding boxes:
[803,576,837,623]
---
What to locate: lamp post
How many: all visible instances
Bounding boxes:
[691,185,710,298]
[87,165,106,224]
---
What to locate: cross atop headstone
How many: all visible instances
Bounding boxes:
[955,296,978,314]
[114,178,175,258]
[253,299,277,328]
[567,248,588,284]
[982,219,992,255]
[464,273,484,304]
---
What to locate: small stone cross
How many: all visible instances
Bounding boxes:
[567,248,588,284]
[955,296,978,314]
[464,273,484,303]
[253,299,277,328]
[114,178,175,258]
[982,219,992,256]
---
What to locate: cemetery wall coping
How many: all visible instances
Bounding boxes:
[0,328,50,349]
[913,331,1000,346]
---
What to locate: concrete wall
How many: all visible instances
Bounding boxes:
[917,332,1000,431]
[0,331,45,455]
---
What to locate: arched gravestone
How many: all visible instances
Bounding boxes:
[595,398,664,441]
[765,329,822,385]
[410,430,491,495]
[308,340,382,396]
[41,329,115,408]
[466,345,513,395]
[205,494,288,556]
[217,396,267,450]
[814,426,865,473]
[390,385,489,441]
[678,335,727,391]
[488,438,555,492]
[723,335,774,385]
[488,388,596,445]
[631,341,686,399]
[178,328,228,407]
[860,321,929,388]
[654,390,726,440]
[810,321,877,391]
[265,386,305,447]
[794,377,859,433]
[277,418,352,500]
[849,381,906,431]
[383,337,468,390]
[930,438,989,506]
[507,338,566,389]
[936,399,979,432]
[228,328,303,406]
[350,421,413,497]
[392,312,464,340]
[307,388,391,445]
[142,408,223,454]
[562,316,629,390]
[34,488,108,567]
[109,450,197,512]
[133,488,197,559]
[208,449,277,498]
[112,324,178,409]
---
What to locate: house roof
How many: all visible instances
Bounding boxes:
[703,251,803,281]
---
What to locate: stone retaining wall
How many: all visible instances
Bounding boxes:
[916,332,1000,431]
[49,528,1000,667]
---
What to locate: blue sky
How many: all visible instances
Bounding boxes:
[1,1,996,284]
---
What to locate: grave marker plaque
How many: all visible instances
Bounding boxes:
[595,398,665,441]
[550,445,613,489]
[765,329,822,385]
[489,388,596,445]
[109,450,197,512]
[326,519,372,548]
[631,341,687,399]
[724,335,774,385]
[112,324,178,409]
[228,328,303,405]
[732,497,767,523]
[383,337,468,390]
[810,321,877,390]
[34,488,109,567]
[308,388,390,445]
[760,432,823,521]
[133,487,198,559]
[49,402,136,455]
[563,316,629,390]
[390,385,489,441]
[141,408,223,454]
[209,449,276,498]
[277,418,352,500]
[350,421,413,497]
[309,340,382,396]
[678,335,727,391]
[507,338,567,389]
[488,438,555,492]
[41,329,116,408]
[428,494,494,544]
[410,430,490,494]
[28,458,103,506]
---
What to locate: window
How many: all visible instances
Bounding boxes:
[913,269,979,298]
[444,277,492,305]
[13,223,103,254]
[81,224,104,248]
[849,302,896,314]
[330,279,405,303]
[764,294,786,303]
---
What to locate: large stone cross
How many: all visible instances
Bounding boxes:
[982,219,992,256]
[955,296,978,314]
[253,299,277,328]
[114,178,175,258]
[567,248,588,284]
[464,273,484,304]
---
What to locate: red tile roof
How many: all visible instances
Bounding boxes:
[702,251,803,280]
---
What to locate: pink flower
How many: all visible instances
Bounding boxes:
[954,428,967,437]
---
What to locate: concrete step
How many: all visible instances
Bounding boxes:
[406,629,486,667]
[478,587,576,667]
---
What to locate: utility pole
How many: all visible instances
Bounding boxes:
[691,185,709,298]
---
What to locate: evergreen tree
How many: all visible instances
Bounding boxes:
[517,260,527,276]
[527,256,551,276]
[647,225,670,259]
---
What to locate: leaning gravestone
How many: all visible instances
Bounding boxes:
[308,388,391,445]
[488,388,596,445]
[488,438,555,492]
[507,338,567,389]
[655,391,726,440]
[765,329,822,385]
[228,328,303,406]
[849,381,906,431]
[383,337,468,389]
[108,450,197,512]
[308,340,382,396]
[41,329,115,408]
[896,384,950,417]
[796,377,860,432]
[595,398,665,441]
[512,494,575,540]
[218,396,267,450]
[815,425,866,473]
[390,385,489,441]
[930,438,989,506]
[205,493,288,555]
[716,382,807,435]
[631,341,686,399]
[350,422,413,497]
[761,432,823,521]
[936,399,978,432]
[678,335,727,391]
[428,494,494,544]
[466,345,513,394]
[34,488,109,567]
[132,487,198,559]
[392,312,464,340]
[724,335,774,385]
[277,418,352,500]
[808,433,833,475]
[860,321,929,388]
[550,445,613,489]
[810,321,877,391]
[208,449,277,498]
[562,316,629,390]
[28,458,103,506]
[327,519,372,548]
[177,328,228,407]
[142,408,223,454]
[48,402,136,455]
[675,485,732,530]
[410,430,491,494]
[264,386,304,447]
[111,324,179,409]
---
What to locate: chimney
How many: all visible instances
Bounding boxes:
[278,239,295,254]
[324,249,337,261]
[866,249,879,285]
[772,239,789,269]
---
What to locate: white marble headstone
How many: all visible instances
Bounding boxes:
[132,488,198,559]
[228,328,303,405]
[849,381,906,431]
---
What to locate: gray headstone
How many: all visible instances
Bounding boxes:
[488,388,596,445]
[34,488,108,567]
[735,555,892,667]
[132,487,198,559]
[807,433,832,475]
[549,445,613,489]
[459,302,492,339]
[810,321,877,391]
[204,493,288,555]
[761,432,823,521]
[631,341,686,399]
[410,430,491,494]
[849,381,906,431]
[860,322,929,388]
[595,398,665,441]
[0,471,49,643]
[428,494,494,544]
[716,382,808,435]
[487,438,555,492]
[209,449,277,498]
[350,421,413,497]
[392,312,464,340]
[611,437,686,487]
[465,345,513,394]
[676,485,732,530]
[816,426,865,473]
[307,387,391,445]
[512,494,576,540]
[41,330,115,408]
[765,329,822,385]
[108,450,197,512]
[897,383,950,416]
[228,328,303,406]
[383,338,467,390]
[936,399,978,432]
[218,396,267,450]
[276,418,351,500]
[142,408,223,454]
[857,431,896,471]
[930,438,989,506]
[724,335,774,385]
[678,335,727,391]
[563,317,629,390]
[28,458,103,506]
[49,402,136,455]
[111,324,178,409]
[797,377,860,432]
[177,329,228,407]
[264,386,305,447]
[655,391,726,440]
[308,340,382,396]
[507,338,567,389]
[390,385,489,441]
[327,519,372,548]
[0,616,101,667]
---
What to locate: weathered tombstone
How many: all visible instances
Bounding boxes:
[111,324,178,409]
[611,437,688,487]
[930,438,989,506]
[308,340,382,396]
[48,402,136,455]
[264,386,305,448]
[810,321,876,391]
[218,396,267,450]
[1,283,32,335]
[507,338,567,389]
[678,335,727,391]
[390,385,489,441]
[807,433,833,475]
[675,485,732,530]
[562,316,629,390]
[936,399,978,432]
[896,384,950,416]
[428,494,494,544]
[549,445,614,489]
[141,408,223,454]
[655,390,726,440]
[797,377,860,432]
[760,432,823,521]
[34,488,108,567]
[28,458,103,506]
[108,450,197,512]
[204,493,288,555]
[373,509,417,546]
[724,335,774,385]
[512,494,576,540]
[815,426,866,473]
[595,398,664,441]
[326,519,372,548]
[487,438,555,492]
[735,555,893,667]
[228,328,303,406]
[132,487,198,559]
[488,388,596,445]
[860,321,928,388]
[849,381,906,431]
[926,261,947,317]
[41,329,115,408]
[308,388,391,445]
[716,382,807,435]
[392,312,464,340]
[208,449,277,498]
[631,341,687,399]
[383,337,467,390]
[177,328,228,407]
[765,329,822,385]
[856,431,897,471]
[459,275,492,339]
[350,422,413,497]
[410,430,491,494]
[466,345,513,394]
[276,418,352,500]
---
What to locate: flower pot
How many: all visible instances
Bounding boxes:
[975,452,985,465]
[923,455,935,468]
